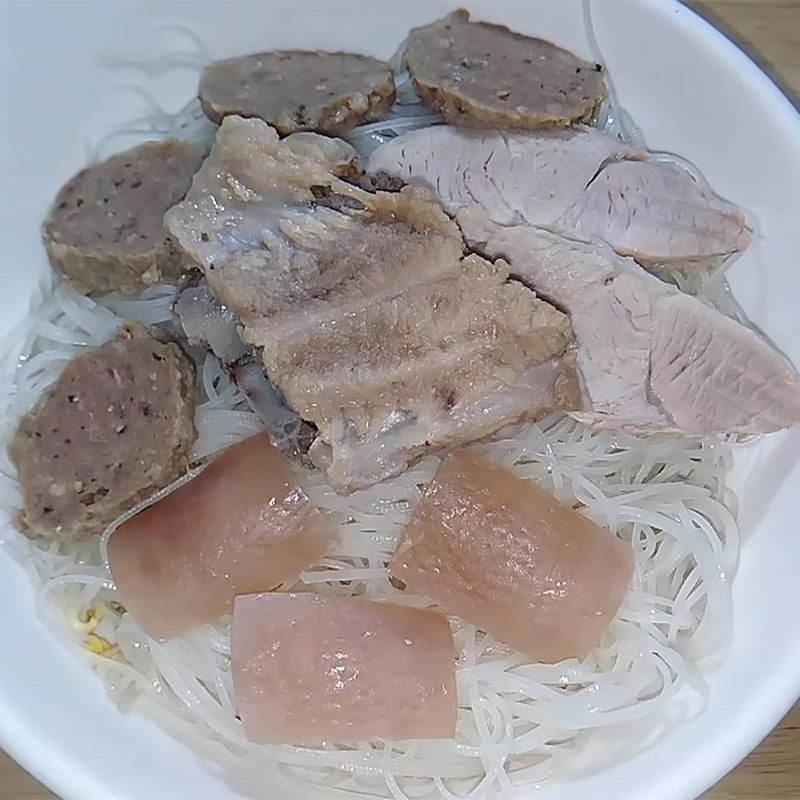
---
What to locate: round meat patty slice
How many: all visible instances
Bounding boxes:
[42,139,203,294]
[199,50,396,136]
[10,324,197,542]
[404,10,606,130]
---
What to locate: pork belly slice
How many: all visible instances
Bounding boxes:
[368,125,750,268]
[232,593,457,743]
[461,210,800,434]
[390,450,633,662]
[403,9,606,129]
[165,116,578,491]
[272,254,578,491]
[107,434,332,640]
[165,117,466,338]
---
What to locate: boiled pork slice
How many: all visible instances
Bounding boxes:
[403,9,606,129]
[107,434,332,640]
[232,593,457,743]
[390,450,633,662]
[461,209,800,434]
[165,116,579,491]
[558,158,752,267]
[368,125,750,268]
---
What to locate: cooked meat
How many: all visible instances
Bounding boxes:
[165,116,578,491]
[403,9,606,129]
[42,140,202,293]
[232,593,457,743]
[461,209,800,434]
[276,254,577,490]
[282,131,360,179]
[199,51,395,136]
[108,435,332,640]
[558,159,752,267]
[165,120,465,342]
[390,450,633,661]
[174,278,247,364]
[174,280,311,457]
[368,125,751,268]
[358,170,406,193]
[10,324,197,542]
[369,125,638,224]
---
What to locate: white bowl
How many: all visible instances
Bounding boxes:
[2,1,800,798]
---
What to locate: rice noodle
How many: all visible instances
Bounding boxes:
[89,97,217,164]
[347,80,444,158]
[86,26,215,163]
[0,277,738,799]
[0,24,745,800]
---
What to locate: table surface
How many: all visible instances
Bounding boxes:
[2,2,800,799]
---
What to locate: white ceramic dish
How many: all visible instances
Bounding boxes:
[2,1,800,798]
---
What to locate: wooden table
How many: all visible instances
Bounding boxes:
[2,2,799,798]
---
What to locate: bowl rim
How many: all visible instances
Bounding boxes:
[630,2,800,797]
[1,1,800,799]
